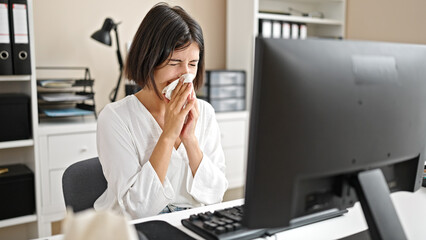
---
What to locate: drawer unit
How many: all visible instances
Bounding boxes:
[38,120,97,223]
[211,98,245,112]
[218,120,246,148]
[47,132,97,169]
[198,70,246,112]
[216,113,248,189]
[210,85,245,99]
[208,71,245,85]
[223,147,246,188]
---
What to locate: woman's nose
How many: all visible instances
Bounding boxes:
[179,65,190,76]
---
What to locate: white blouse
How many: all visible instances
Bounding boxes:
[94,95,228,219]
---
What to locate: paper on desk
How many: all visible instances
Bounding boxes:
[38,79,74,88]
[39,93,91,102]
[42,108,93,117]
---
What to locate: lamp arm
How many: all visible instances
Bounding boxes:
[114,26,123,70]
[110,26,123,102]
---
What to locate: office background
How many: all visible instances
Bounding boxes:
[33,0,227,110]
[0,0,420,237]
[32,0,426,112]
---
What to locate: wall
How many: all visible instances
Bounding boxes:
[346,0,426,44]
[33,0,226,112]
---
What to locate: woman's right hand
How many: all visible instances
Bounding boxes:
[162,78,196,141]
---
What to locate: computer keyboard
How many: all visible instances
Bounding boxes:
[182,204,349,240]
[181,205,266,240]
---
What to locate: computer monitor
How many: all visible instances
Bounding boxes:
[243,38,426,239]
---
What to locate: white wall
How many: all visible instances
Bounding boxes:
[346,0,426,44]
[33,0,226,112]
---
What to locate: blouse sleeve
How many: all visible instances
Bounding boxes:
[96,106,174,219]
[186,103,229,204]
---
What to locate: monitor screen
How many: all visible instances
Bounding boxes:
[243,38,426,239]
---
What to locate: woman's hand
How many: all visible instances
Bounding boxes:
[180,89,199,143]
[162,78,196,142]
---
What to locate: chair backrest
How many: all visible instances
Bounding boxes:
[62,157,107,212]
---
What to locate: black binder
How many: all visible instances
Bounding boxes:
[9,0,31,75]
[0,0,13,75]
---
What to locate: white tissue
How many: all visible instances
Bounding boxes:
[162,73,195,100]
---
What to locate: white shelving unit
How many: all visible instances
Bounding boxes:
[0,0,41,239]
[0,215,37,229]
[0,139,34,149]
[225,0,346,191]
[216,111,249,189]
[257,12,343,25]
[37,117,97,235]
[0,75,31,81]
[227,0,346,105]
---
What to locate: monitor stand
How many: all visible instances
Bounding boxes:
[351,169,407,240]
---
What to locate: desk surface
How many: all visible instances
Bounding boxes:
[35,188,426,240]
[130,187,426,240]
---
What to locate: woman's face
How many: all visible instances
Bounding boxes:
[153,41,200,93]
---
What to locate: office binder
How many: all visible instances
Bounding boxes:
[282,22,291,39]
[300,24,307,40]
[259,19,272,38]
[272,21,281,38]
[291,23,299,39]
[0,0,13,75]
[9,0,31,75]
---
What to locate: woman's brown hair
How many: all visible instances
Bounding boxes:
[124,2,205,99]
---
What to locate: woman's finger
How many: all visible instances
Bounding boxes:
[172,83,193,110]
[163,94,170,104]
[170,77,184,101]
[180,96,196,116]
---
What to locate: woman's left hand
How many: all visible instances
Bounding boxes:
[180,89,199,144]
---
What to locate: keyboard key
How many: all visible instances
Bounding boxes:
[214,210,225,217]
[223,218,234,224]
[225,224,234,231]
[216,220,226,226]
[231,215,242,222]
[215,226,226,234]
[203,221,217,230]
[189,214,198,221]
[233,222,242,230]
[198,213,211,221]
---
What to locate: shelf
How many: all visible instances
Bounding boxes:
[266,0,343,2]
[216,111,249,121]
[258,13,343,25]
[0,139,34,150]
[0,215,37,228]
[0,75,31,82]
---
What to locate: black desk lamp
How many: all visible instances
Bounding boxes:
[91,18,123,102]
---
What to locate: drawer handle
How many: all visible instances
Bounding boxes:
[80,146,88,152]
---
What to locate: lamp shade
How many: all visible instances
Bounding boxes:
[91,18,115,46]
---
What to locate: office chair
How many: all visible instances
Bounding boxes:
[62,157,107,212]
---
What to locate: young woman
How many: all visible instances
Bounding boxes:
[94,3,228,219]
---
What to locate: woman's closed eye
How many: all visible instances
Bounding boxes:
[168,63,197,67]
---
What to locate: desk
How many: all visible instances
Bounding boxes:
[34,188,426,240]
